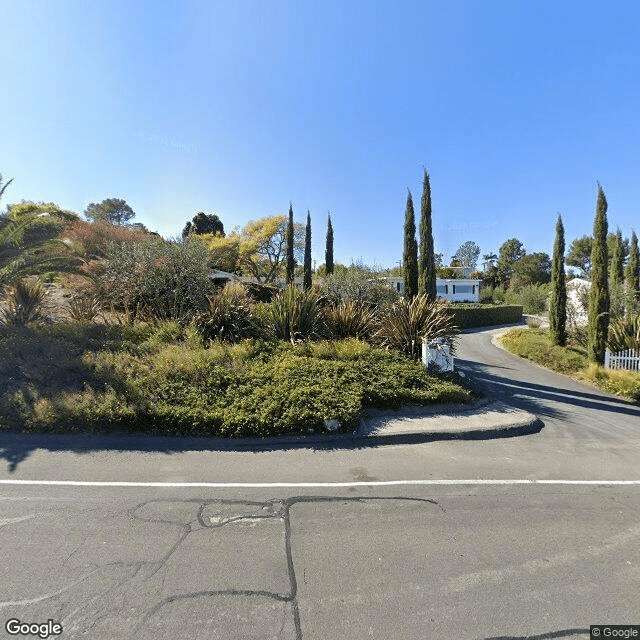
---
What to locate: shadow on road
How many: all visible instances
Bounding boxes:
[456,357,640,422]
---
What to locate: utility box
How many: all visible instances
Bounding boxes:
[422,337,454,372]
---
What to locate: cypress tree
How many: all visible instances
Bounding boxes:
[609,227,624,288]
[418,168,437,301]
[587,184,610,365]
[286,202,295,285]
[325,213,334,276]
[549,214,567,346]
[626,230,639,300]
[403,189,419,299]
[303,210,312,290]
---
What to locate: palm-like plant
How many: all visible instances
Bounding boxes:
[607,315,640,352]
[374,295,459,360]
[264,286,325,343]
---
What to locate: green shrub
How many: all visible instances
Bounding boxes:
[262,286,325,343]
[445,304,522,329]
[0,326,473,436]
[607,315,640,351]
[375,295,458,360]
[322,263,399,307]
[325,300,378,340]
[511,284,548,314]
[0,278,46,326]
[94,237,215,321]
[193,282,258,346]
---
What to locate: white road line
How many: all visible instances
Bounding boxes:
[0,479,639,488]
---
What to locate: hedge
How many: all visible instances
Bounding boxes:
[445,304,523,329]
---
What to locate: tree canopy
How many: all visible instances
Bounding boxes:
[511,252,551,289]
[565,235,593,278]
[182,212,224,238]
[199,214,304,282]
[496,238,526,287]
[84,198,135,225]
[453,241,481,271]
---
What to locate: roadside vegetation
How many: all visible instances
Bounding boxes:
[498,326,640,402]
[0,323,472,436]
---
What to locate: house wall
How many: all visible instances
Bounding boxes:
[385,277,481,302]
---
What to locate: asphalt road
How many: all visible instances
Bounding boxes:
[0,325,638,640]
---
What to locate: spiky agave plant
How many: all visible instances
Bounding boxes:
[606,315,640,352]
[374,295,458,360]
[0,278,47,326]
[193,282,257,346]
[325,299,378,340]
[265,286,325,343]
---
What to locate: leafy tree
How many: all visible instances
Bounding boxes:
[200,214,304,283]
[84,198,135,225]
[286,203,295,285]
[418,168,436,301]
[626,230,639,300]
[588,184,610,365]
[182,212,225,238]
[549,214,567,346]
[511,252,551,289]
[303,211,312,291]
[453,241,481,271]
[325,213,334,276]
[496,238,526,287]
[565,235,593,278]
[403,189,418,299]
[608,227,625,288]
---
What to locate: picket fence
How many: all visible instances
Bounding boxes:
[604,348,640,372]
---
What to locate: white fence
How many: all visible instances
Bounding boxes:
[604,348,640,372]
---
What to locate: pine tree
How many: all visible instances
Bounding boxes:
[418,168,437,301]
[549,214,567,346]
[626,230,639,300]
[325,213,334,276]
[286,202,295,285]
[303,211,312,291]
[609,227,624,288]
[587,184,610,365]
[403,190,419,299]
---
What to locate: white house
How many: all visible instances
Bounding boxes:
[566,278,590,326]
[384,277,482,303]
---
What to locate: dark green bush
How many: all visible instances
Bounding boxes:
[445,304,523,329]
[192,282,258,345]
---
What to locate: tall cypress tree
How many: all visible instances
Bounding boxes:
[286,202,295,285]
[609,227,624,288]
[418,168,437,301]
[403,189,419,299]
[325,213,334,276]
[587,184,610,365]
[549,214,567,346]
[626,230,639,300]
[303,210,312,290]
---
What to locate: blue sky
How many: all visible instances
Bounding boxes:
[1,0,639,269]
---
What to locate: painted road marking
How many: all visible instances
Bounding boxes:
[0,479,640,488]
